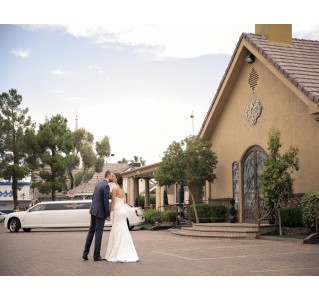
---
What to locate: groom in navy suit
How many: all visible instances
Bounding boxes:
[82,170,112,261]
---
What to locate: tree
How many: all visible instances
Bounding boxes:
[0,89,36,209]
[95,135,111,172]
[95,135,111,158]
[80,143,97,176]
[118,156,146,166]
[129,155,146,166]
[34,114,73,201]
[155,136,218,223]
[69,131,111,186]
[67,128,94,189]
[260,128,299,211]
[118,158,129,164]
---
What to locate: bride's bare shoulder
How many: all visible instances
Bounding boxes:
[113,186,124,197]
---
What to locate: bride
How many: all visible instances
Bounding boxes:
[105,172,139,262]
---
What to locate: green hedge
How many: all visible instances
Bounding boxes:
[279,207,303,227]
[189,203,226,223]
[144,209,159,223]
[301,191,319,228]
[160,211,176,223]
[136,195,156,208]
[144,209,177,224]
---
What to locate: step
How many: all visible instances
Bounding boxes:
[181,226,258,235]
[191,223,278,235]
[168,222,278,239]
[169,228,254,239]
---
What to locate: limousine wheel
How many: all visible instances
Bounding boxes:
[23,228,31,232]
[9,218,21,232]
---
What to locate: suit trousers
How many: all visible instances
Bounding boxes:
[83,214,106,259]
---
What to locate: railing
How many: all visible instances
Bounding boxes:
[157,203,191,226]
[256,195,279,236]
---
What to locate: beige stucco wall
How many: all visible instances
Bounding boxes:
[207,58,319,200]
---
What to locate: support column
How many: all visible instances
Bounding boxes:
[127,177,134,205]
[144,179,150,207]
[133,178,139,206]
[155,184,163,211]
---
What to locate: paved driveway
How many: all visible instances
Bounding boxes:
[1,224,319,276]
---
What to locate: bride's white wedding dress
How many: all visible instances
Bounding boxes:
[105,197,139,262]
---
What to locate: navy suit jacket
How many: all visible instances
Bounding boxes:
[90,179,111,220]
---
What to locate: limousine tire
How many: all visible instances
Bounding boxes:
[9,217,21,232]
[23,228,31,232]
[126,219,134,231]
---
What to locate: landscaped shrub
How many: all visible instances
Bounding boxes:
[143,209,160,223]
[136,195,156,208]
[279,207,303,227]
[160,211,176,223]
[301,191,319,228]
[189,203,226,223]
[144,209,177,224]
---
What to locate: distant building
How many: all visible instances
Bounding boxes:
[0,182,31,212]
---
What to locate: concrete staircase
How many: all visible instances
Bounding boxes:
[169,222,278,239]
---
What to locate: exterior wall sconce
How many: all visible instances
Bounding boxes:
[245,53,255,64]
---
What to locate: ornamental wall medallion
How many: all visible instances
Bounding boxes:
[244,67,263,127]
[245,98,263,127]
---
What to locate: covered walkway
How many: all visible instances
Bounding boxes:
[122,162,162,209]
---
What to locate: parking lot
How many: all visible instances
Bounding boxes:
[1,224,319,276]
[1,223,318,300]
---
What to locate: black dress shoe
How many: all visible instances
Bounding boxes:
[94,256,104,261]
[82,255,88,261]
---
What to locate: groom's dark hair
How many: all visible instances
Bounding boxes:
[104,170,111,178]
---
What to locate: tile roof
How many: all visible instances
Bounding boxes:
[199,32,319,136]
[70,163,129,194]
[243,33,319,104]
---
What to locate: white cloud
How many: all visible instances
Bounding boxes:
[52,69,72,76]
[292,24,319,40]
[88,65,104,74]
[18,24,319,60]
[11,48,30,58]
[64,24,319,60]
[65,24,256,59]
[52,89,64,94]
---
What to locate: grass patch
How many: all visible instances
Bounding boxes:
[139,222,155,230]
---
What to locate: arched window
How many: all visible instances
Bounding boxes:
[232,162,239,210]
[242,146,267,222]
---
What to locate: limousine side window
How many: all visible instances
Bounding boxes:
[44,202,91,210]
[30,204,46,212]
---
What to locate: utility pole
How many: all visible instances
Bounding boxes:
[190,111,194,136]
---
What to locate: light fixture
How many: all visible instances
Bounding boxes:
[245,53,255,64]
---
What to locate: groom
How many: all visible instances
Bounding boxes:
[82,170,112,261]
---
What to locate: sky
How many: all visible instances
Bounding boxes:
[1,1,319,166]
[2,22,319,166]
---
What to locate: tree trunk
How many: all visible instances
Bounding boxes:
[278,208,282,236]
[12,177,18,209]
[51,190,55,201]
[69,171,74,189]
[189,189,199,223]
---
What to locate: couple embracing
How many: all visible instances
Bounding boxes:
[82,170,139,262]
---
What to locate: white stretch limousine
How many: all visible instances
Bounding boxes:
[4,199,145,233]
